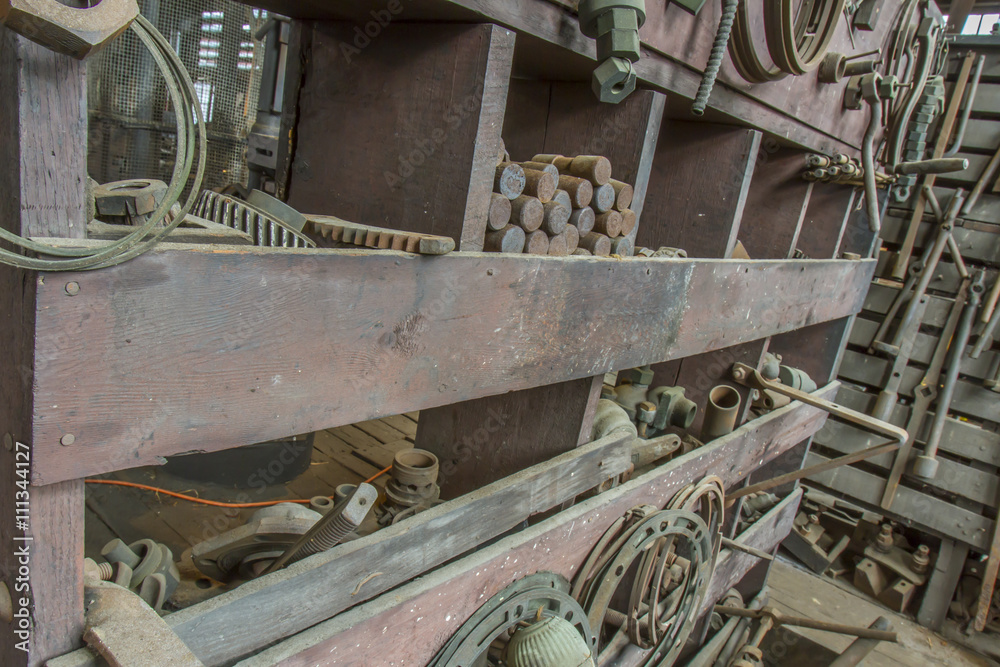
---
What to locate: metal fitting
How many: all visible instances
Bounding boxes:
[911,545,931,574]
[650,385,698,430]
[0,0,138,59]
[579,0,646,104]
[873,523,894,554]
[94,179,169,220]
[592,56,636,104]
[100,538,180,611]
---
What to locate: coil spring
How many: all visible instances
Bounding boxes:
[692,0,738,116]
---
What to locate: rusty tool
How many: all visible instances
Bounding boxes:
[829,617,894,667]
[962,141,1000,216]
[944,55,986,158]
[913,270,986,480]
[971,296,1000,359]
[714,606,898,642]
[982,274,1000,324]
[728,364,907,501]
[307,216,454,254]
[881,277,971,508]
[265,484,378,573]
[891,52,975,280]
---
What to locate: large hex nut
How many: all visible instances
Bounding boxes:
[94,179,168,218]
[596,28,641,63]
[593,57,636,104]
[1,0,139,60]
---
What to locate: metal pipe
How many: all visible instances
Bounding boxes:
[862,92,883,233]
[829,617,893,667]
[713,606,898,642]
[982,274,1000,324]
[944,55,986,158]
[914,271,986,479]
[971,299,1000,359]
[893,157,969,175]
[701,385,741,441]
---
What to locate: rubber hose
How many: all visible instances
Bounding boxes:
[692,0,738,116]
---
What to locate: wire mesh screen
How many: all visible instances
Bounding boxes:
[87,1,268,191]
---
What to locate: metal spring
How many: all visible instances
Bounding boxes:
[692,0,738,116]
[295,512,358,560]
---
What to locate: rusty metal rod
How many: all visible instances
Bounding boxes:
[828,617,893,667]
[720,537,773,561]
[713,606,898,641]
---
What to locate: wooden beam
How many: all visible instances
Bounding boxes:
[0,28,86,666]
[287,22,514,251]
[30,249,874,484]
[101,384,835,667]
[230,0,879,154]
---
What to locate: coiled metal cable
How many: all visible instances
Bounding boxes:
[0,15,205,270]
[693,0,738,116]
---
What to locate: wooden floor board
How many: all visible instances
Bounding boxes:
[769,559,989,666]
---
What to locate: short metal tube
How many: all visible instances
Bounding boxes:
[702,385,741,441]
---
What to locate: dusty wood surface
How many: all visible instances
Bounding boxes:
[288,22,514,251]
[637,122,760,259]
[768,559,990,667]
[215,386,837,667]
[0,27,86,667]
[739,146,813,260]
[232,0,883,153]
[30,250,874,484]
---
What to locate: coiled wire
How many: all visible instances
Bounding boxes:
[0,15,206,271]
[692,0,738,116]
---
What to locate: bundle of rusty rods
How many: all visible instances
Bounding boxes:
[486,140,637,257]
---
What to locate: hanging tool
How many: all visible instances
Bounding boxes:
[880,278,971,508]
[891,52,975,280]
[971,293,1000,359]
[859,73,886,233]
[913,271,986,479]
[943,55,986,158]
[727,364,908,501]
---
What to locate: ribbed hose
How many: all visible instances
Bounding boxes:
[692,0,738,116]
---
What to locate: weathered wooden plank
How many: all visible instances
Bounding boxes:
[231,0,877,154]
[637,123,760,259]
[0,27,86,667]
[838,348,999,423]
[417,376,601,497]
[186,386,837,667]
[739,147,812,260]
[796,184,855,260]
[31,249,873,484]
[288,22,514,251]
[164,430,632,666]
[805,451,993,551]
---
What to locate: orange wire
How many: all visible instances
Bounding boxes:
[85,465,392,509]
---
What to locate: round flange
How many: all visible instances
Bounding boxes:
[429,573,595,667]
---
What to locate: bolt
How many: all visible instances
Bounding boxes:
[3,433,12,451]
[808,513,820,525]
[0,581,11,623]
[65,281,80,296]
[732,366,747,382]
[911,545,931,574]
[60,434,75,446]
[874,523,894,553]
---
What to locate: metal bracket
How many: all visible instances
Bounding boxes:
[727,364,908,501]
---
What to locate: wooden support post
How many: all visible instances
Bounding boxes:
[640,123,763,431]
[286,22,515,250]
[418,84,665,497]
[0,28,87,666]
